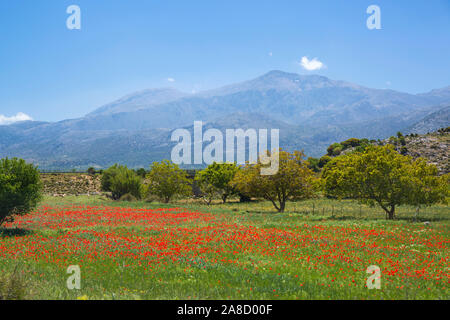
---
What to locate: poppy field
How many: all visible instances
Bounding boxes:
[0,197,448,300]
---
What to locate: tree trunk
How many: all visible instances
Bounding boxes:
[279,201,286,213]
[387,206,395,220]
[222,194,228,204]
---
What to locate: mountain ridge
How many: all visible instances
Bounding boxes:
[1,70,449,170]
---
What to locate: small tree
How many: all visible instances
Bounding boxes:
[101,164,142,200]
[101,164,121,193]
[322,145,448,219]
[87,167,96,175]
[0,158,42,227]
[231,150,316,212]
[146,160,191,203]
[135,168,147,178]
[195,162,239,203]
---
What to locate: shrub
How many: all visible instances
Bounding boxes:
[327,143,343,156]
[0,158,42,227]
[341,138,360,149]
[318,155,332,168]
[101,164,121,192]
[306,157,320,172]
[87,167,96,175]
[101,165,142,200]
[135,168,147,178]
[400,146,408,155]
[119,193,138,202]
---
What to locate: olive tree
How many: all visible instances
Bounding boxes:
[146,160,192,203]
[231,150,316,212]
[0,158,42,227]
[322,145,448,219]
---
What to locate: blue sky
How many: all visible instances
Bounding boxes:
[0,0,449,122]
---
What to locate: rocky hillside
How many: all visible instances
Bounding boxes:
[319,128,449,175]
[386,129,449,175]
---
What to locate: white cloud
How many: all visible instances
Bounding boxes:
[0,112,33,125]
[167,78,175,83]
[268,52,273,57]
[299,56,324,71]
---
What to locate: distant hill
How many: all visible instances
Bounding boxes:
[405,106,450,134]
[1,70,449,170]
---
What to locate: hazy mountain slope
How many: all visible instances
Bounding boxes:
[405,106,450,134]
[87,88,188,117]
[74,71,449,131]
[1,71,449,170]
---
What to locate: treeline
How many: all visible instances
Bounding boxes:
[1,139,448,226]
[97,145,448,219]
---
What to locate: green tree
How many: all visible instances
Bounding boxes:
[306,157,320,173]
[101,164,121,193]
[231,150,316,212]
[146,160,192,203]
[327,143,343,156]
[195,162,239,203]
[135,168,147,178]
[0,158,42,227]
[322,145,448,219]
[101,165,142,200]
[318,155,332,168]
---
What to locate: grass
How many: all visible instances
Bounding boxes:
[0,195,448,300]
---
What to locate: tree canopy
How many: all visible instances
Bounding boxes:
[195,162,239,203]
[231,150,316,212]
[146,160,192,203]
[0,158,42,226]
[321,145,448,219]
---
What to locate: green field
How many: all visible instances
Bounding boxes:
[0,196,448,300]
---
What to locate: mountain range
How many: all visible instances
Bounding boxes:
[0,70,449,170]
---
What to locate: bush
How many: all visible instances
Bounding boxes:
[0,158,42,227]
[341,138,360,149]
[119,193,138,202]
[101,164,121,192]
[400,146,408,155]
[318,156,332,168]
[87,167,96,175]
[135,168,147,178]
[144,194,159,203]
[101,165,142,200]
[306,157,320,172]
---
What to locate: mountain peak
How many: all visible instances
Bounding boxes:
[87,87,188,117]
